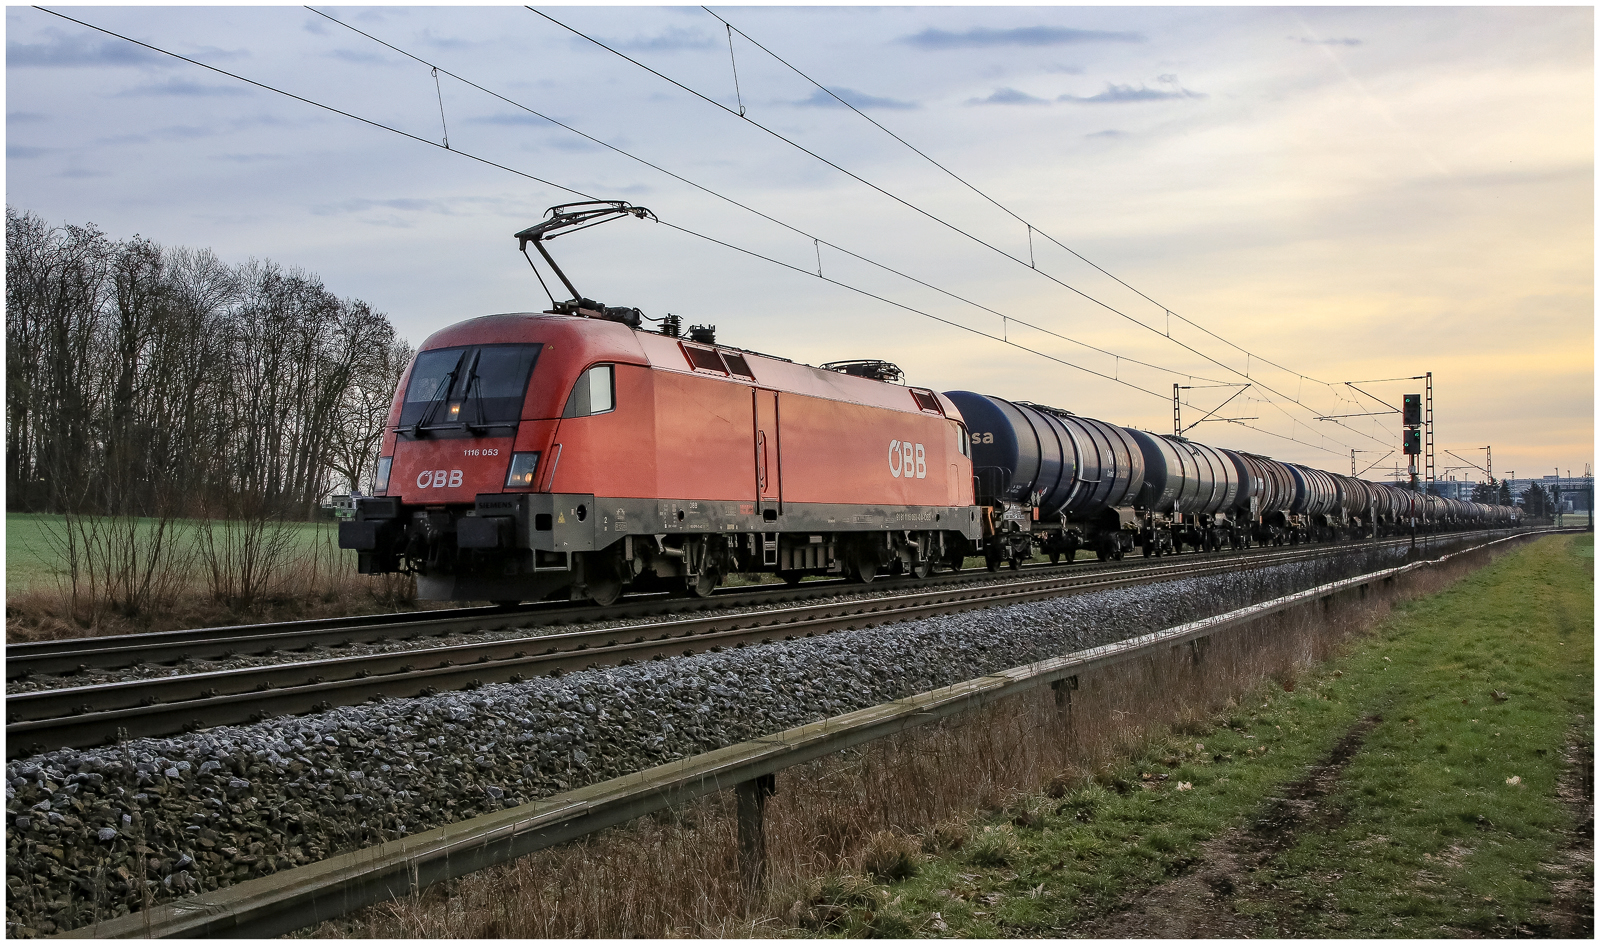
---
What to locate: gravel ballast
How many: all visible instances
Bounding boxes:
[5,544,1432,935]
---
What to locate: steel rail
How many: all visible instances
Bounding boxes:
[6,529,1465,680]
[55,529,1546,939]
[6,553,1131,679]
[7,544,1348,756]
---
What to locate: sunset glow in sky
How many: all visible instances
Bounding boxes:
[7,5,1593,482]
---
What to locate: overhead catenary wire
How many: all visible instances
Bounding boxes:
[700,5,1341,390]
[661,219,1349,458]
[302,5,1242,390]
[36,6,1354,462]
[682,12,1402,457]
[526,6,1393,454]
[30,7,598,202]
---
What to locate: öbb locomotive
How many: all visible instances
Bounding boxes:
[338,305,1516,605]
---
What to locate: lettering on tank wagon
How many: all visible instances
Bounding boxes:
[416,469,465,489]
[888,440,928,479]
[971,431,996,445]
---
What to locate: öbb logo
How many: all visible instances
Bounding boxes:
[416,469,464,489]
[888,440,927,479]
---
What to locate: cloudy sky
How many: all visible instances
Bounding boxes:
[7,5,1593,482]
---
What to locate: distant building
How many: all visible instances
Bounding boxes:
[1425,479,1478,501]
[1503,476,1593,513]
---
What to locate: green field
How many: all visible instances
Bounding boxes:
[5,513,344,595]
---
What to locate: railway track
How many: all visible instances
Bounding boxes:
[4,533,1471,759]
[6,531,1458,683]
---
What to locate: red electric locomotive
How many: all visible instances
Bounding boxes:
[341,312,981,603]
[339,200,981,604]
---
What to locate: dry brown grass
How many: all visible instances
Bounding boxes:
[6,529,424,644]
[298,540,1507,938]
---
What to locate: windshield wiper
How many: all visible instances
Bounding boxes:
[403,351,466,437]
[461,350,491,432]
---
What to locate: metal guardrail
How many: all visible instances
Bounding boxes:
[58,529,1547,938]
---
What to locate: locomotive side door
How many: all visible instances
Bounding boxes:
[753,388,782,515]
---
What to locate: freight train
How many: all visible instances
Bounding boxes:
[338,304,1518,605]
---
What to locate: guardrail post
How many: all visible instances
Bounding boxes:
[1188,636,1209,665]
[1050,674,1078,711]
[736,773,777,900]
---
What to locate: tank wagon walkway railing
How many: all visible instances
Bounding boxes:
[60,530,1553,939]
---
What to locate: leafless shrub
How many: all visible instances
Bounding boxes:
[39,493,192,627]
[194,492,298,608]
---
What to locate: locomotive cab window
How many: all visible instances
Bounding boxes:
[563,364,615,418]
[400,343,541,432]
[956,422,970,457]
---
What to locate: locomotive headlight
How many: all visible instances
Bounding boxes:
[505,452,540,489]
[373,456,392,495]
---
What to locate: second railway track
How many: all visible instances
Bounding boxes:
[7,533,1448,682]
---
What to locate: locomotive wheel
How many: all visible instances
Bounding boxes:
[911,559,933,580]
[985,555,1000,572]
[845,549,878,583]
[778,570,804,586]
[1049,553,1060,565]
[686,570,720,598]
[945,549,965,573]
[490,600,522,608]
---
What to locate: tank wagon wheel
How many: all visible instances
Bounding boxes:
[945,548,965,573]
[1049,553,1060,565]
[778,570,804,586]
[1007,556,1022,571]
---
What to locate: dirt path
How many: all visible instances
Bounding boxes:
[1073,715,1384,938]
[1536,718,1594,938]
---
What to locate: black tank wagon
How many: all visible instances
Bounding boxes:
[942,389,1518,568]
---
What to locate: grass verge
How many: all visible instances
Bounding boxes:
[795,534,1592,938]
